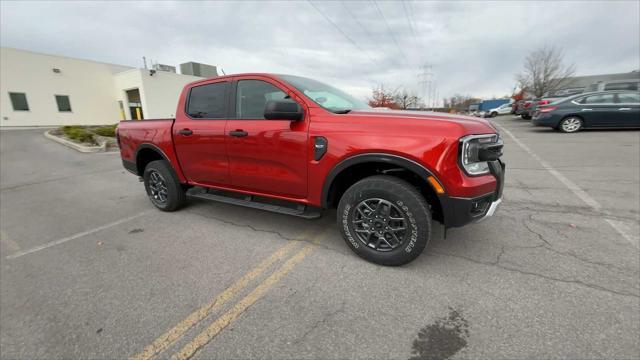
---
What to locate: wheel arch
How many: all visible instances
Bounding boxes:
[135,144,172,176]
[322,153,445,223]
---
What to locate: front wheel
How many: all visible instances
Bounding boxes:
[491,112,498,118]
[337,175,431,266]
[143,160,186,211]
[559,116,583,133]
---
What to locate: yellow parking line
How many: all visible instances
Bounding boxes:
[130,231,310,360]
[171,232,327,360]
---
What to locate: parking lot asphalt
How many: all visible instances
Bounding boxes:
[1,119,639,360]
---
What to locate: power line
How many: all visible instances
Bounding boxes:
[406,0,427,68]
[307,1,378,67]
[372,0,410,68]
[401,0,420,67]
[341,1,377,47]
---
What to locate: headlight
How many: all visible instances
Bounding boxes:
[459,134,501,176]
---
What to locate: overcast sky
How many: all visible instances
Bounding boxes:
[1,0,639,104]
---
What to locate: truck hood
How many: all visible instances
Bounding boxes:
[348,109,498,133]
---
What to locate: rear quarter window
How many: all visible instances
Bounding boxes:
[187,82,228,119]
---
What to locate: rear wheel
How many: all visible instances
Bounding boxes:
[337,175,431,266]
[559,116,583,133]
[143,160,186,211]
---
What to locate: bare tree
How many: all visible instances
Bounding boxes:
[394,89,420,109]
[445,94,481,111]
[368,84,400,109]
[516,46,576,98]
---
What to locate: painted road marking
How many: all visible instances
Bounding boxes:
[6,211,151,260]
[495,122,639,249]
[170,231,327,360]
[130,235,307,360]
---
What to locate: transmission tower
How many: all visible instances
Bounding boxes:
[418,64,433,110]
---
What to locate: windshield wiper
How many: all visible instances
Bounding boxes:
[333,109,352,114]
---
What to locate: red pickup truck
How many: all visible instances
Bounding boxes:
[116,73,504,265]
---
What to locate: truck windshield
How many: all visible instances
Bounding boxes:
[278,75,370,114]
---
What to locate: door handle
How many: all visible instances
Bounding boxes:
[618,108,632,111]
[179,128,193,136]
[229,130,248,137]
[581,108,593,111]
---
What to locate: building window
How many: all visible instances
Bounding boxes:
[55,95,72,112]
[9,92,29,111]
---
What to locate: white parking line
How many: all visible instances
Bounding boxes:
[6,211,150,260]
[494,122,639,249]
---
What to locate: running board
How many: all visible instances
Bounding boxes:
[187,188,322,219]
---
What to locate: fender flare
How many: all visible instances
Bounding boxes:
[134,143,172,175]
[321,153,440,208]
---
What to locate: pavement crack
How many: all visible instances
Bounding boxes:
[431,251,640,299]
[0,168,122,191]
[522,218,553,247]
[292,301,346,345]
[184,209,348,256]
[185,209,304,242]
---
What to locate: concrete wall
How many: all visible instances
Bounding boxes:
[1,47,133,126]
[1,47,205,126]
[112,69,143,121]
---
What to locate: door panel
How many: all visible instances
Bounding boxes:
[616,93,640,127]
[173,81,231,186]
[226,120,308,198]
[577,93,618,127]
[226,78,308,199]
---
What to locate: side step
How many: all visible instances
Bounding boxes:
[187,188,322,219]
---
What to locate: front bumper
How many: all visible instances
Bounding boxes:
[440,159,505,228]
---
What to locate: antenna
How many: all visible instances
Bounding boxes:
[220,68,226,76]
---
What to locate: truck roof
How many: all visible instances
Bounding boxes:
[187,73,279,87]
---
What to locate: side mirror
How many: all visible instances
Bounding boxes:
[264,100,303,121]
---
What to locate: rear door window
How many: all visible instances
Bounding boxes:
[581,94,615,104]
[616,92,640,104]
[187,82,229,119]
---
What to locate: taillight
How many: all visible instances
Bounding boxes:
[538,100,551,106]
[539,106,557,113]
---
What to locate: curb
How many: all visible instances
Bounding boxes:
[44,130,108,153]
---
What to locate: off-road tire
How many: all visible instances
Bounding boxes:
[143,160,186,211]
[337,175,431,266]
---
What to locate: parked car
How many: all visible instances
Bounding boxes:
[516,100,534,118]
[488,103,513,117]
[116,73,505,266]
[525,97,565,119]
[532,90,640,133]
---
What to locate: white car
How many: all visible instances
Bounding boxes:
[488,103,512,117]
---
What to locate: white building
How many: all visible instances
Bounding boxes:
[0,47,213,127]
